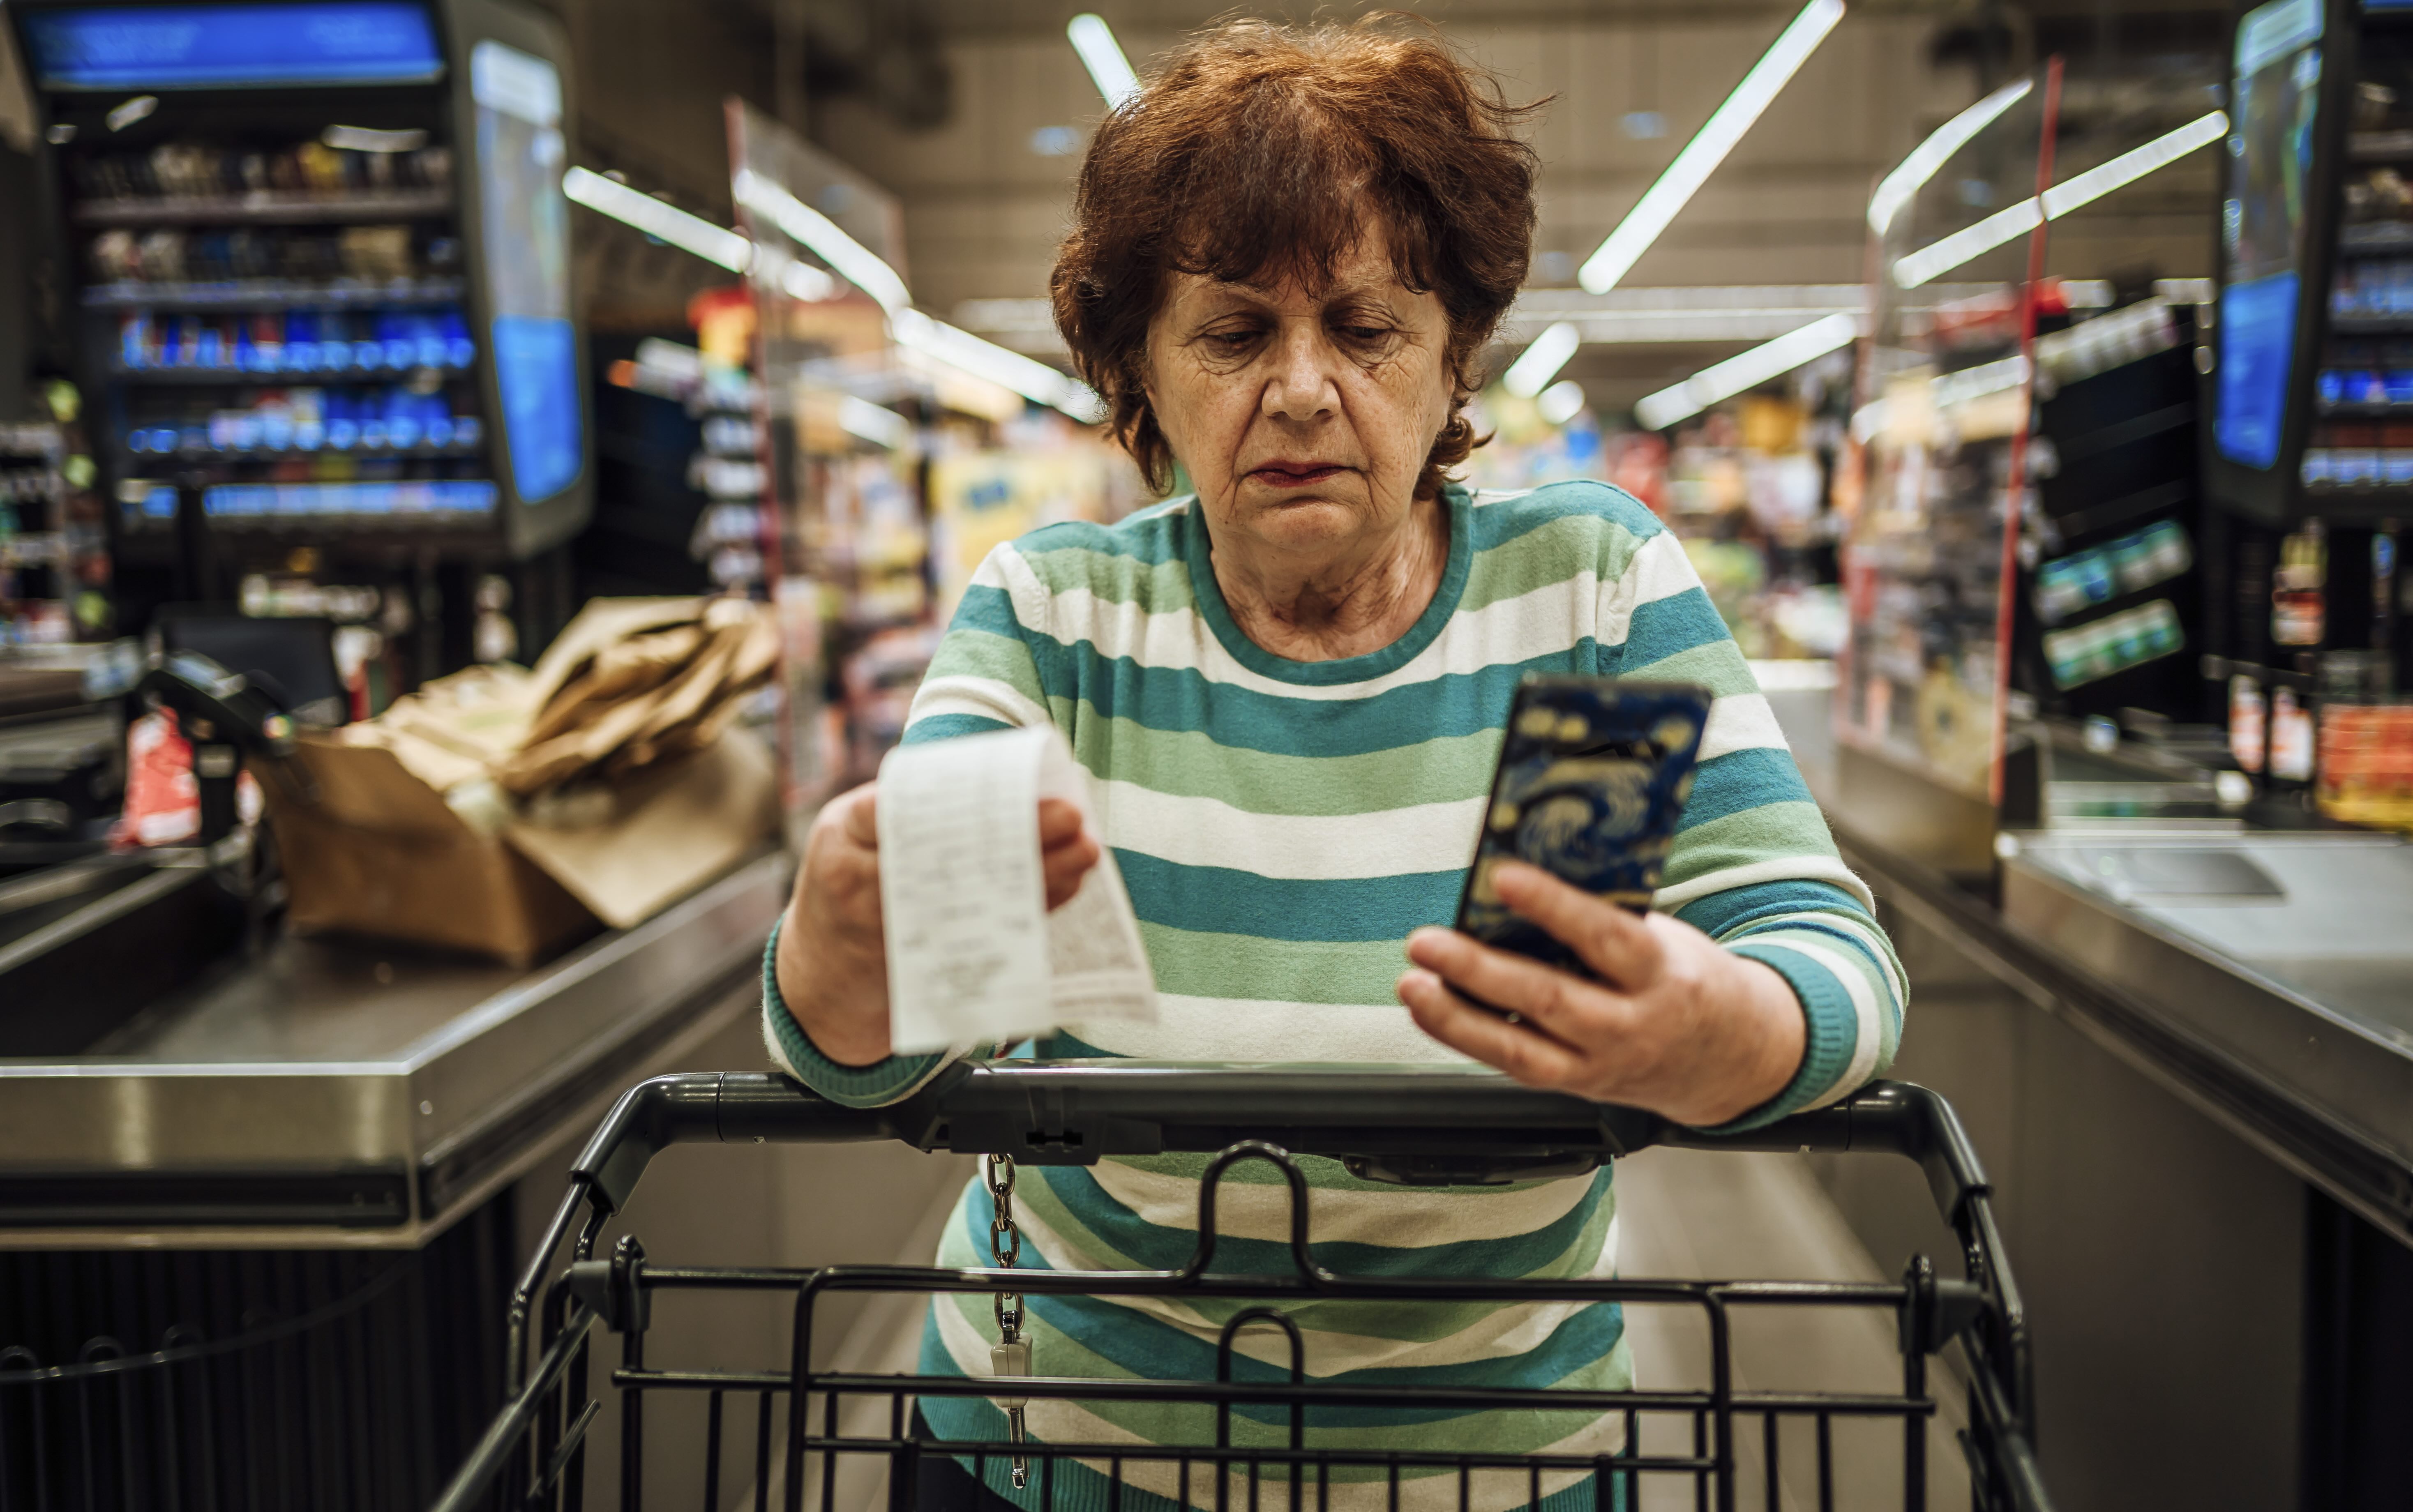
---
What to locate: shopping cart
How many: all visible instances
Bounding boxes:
[430,1063,2051,1512]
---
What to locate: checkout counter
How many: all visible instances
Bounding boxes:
[1770,677,2413,1512]
[0,808,789,1507]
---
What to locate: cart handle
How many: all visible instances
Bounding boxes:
[568,1064,1991,1228]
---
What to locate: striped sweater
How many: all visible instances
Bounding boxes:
[762,479,1905,1512]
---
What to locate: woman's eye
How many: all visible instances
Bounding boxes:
[1204,330,1258,350]
[1339,325,1392,343]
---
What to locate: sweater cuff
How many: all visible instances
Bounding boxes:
[1686,939,1860,1134]
[761,915,947,1108]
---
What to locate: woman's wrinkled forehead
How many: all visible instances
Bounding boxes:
[1163,194,1436,306]
[1163,223,1430,316]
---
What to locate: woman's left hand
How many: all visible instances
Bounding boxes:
[1397,860,1806,1127]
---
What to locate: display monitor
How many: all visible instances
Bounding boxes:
[21,2,443,91]
[2216,0,2325,470]
[470,39,582,505]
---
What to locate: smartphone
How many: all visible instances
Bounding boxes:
[1451,675,1714,981]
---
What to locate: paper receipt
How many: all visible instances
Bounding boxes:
[876,725,1157,1054]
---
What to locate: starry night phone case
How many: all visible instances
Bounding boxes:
[1451,675,1713,981]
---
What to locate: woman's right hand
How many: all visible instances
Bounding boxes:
[773,783,1103,1067]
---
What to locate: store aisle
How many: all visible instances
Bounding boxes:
[1616,1146,1973,1510]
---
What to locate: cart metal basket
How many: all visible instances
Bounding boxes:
[431,1063,2050,1512]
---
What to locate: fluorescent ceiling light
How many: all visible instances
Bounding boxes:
[1866,79,2032,237]
[893,309,1107,422]
[1502,320,1582,397]
[1067,14,1140,108]
[1537,380,1587,426]
[1578,0,1845,295]
[565,166,751,273]
[1634,312,1858,430]
[841,395,915,450]
[325,123,428,153]
[732,168,913,315]
[1892,110,2227,288]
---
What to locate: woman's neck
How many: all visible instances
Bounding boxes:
[1211,493,1451,662]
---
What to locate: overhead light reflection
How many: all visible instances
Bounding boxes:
[1578,0,1846,295]
[1502,321,1581,398]
[564,166,752,272]
[1633,312,1859,430]
[1866,79,2032,237]
[1067,14,1141,109]
[1891,110,2227,288]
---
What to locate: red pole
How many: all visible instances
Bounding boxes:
[1990,56,2062,807]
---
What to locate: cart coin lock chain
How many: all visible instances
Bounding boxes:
[986,1153,1032,1488]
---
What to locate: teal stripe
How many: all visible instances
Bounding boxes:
[1025,640,1601,757]
[1114,849,1460,942]
[1677,745,1815,830]
[1614,586,1732,671]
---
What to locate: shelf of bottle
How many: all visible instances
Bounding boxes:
[2338,224,2413,256]
[2317,401,2413,417]
[70,189,454,228]
[108,358,475,385]
[83,277,466,311]
[2326,313,2413,333]
[121,440,486,465]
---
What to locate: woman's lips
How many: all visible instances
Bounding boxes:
[1246,463,1348,487]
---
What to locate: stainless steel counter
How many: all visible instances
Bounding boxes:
[0,850,788,1249]
[2001,829,2413,1233]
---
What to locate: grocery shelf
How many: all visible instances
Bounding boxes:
[82,277,467,311]
[120,440,485,465]
[69,188,454,227]
[107,360,475,385]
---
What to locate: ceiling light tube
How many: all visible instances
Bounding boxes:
[2039,109,2228,218]
[1068,14,1140,109]
[564,166,752,273]
[841,395,915,449]
[1866,79,2032,237]
[1578,0,1846,295]
[732,168,913,315]
[893,309,1108,422]
[1891,109,2227,288]
[1633,312,1859,430]
[1502,321,1582,397]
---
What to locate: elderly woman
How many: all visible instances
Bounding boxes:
[765,18,1903,1511]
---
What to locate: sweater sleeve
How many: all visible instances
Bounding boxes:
[1601,528,1908,1132]
[761,547,1050,1107]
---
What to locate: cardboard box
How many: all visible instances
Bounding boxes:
[262,706,780,966]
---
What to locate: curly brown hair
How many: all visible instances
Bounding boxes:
[1050,16,1543,500]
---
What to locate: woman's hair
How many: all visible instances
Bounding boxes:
[1050,16,1543,499]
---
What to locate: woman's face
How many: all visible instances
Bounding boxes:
[1144,223,1455,564]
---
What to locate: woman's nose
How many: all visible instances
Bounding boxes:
[1261,327,1340,422]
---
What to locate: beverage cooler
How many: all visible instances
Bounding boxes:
[5,0,591,668]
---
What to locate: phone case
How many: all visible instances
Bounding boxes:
[1452,675,1713,979]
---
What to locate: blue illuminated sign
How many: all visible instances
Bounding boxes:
[23,3,443,90]
[2218,272,2298,469]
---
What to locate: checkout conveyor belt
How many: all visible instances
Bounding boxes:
[0,850,787,1248]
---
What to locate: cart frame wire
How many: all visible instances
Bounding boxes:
[428,1064,2051,1512]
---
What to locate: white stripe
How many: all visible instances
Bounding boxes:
[1696,691,1789,761]
[903,673,1047,733]
[1654,853,1874,914]
[1596,529,1702,646]
[1070,997,1461,1062]
[1094,780,1483,879]
[1757,933,1887,1108]
[1005,564,1606,703]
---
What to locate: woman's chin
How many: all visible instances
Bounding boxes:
[1230,493,1378,552]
